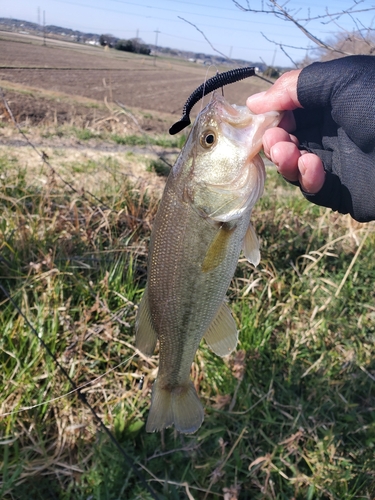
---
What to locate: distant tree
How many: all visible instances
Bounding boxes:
[99,34,117,48]
[130,38,151,55]
[115,38,151,55]
[264,66,280,78]
[316,31,375,62]
[116,39,135,52]
[138,44,151,55]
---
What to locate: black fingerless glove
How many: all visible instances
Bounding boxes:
[293,55,375,222]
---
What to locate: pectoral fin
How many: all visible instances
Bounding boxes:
[201,223,235,273]
[204,301,238,357]
[243,222,260,267]
[135,288,157,356]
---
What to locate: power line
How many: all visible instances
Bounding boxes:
[51,0,285,27]
[0,284,161,500]
[51,0,359,36]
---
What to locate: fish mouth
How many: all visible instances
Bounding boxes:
[204,93,256,126]
[204,94,241,123]
[204,93,281,155]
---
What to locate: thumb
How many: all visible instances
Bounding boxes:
[247,69,302,114]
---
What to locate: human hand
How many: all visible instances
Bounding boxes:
[247,69,326,194]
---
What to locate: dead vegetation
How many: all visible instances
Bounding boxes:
[1,35,375,499]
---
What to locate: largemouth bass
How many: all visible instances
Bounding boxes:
[136,93,281,434]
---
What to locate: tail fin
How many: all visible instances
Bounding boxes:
[146,379,204,434]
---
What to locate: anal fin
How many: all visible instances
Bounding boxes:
[204,301,238,357]
[243,221,260,267]
[135,288,157,356]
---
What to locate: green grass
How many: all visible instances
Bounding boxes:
[111,133,186,149]
[39,125,187,149]
[1,152,375,500]
[147,158,171,177]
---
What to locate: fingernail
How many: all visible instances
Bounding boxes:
[269,145,278,166]
[247,91,266,101]
[299,157,306,176]
[263,135,270,154]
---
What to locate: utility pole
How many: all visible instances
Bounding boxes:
[271,47,277,68]
[154,29,160,66]
[43,10,46,46]
[136,28,139,40]
[38,7,40,29]
[259,56,268,76]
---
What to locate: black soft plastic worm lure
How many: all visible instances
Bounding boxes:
[169,66,255,135]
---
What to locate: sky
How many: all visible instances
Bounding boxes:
[2,0,375,67]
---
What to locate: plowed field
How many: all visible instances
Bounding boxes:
[0,30,268,129]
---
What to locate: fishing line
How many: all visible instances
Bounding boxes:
[170,66,256,134]
[0,284,160,500]
[0,355,136,418]
[1,68,272,497]
[0,92,158,494]
[0,88,114,214]
[198,64,219,117]
[1,87,174,205]
[169,66,274,135]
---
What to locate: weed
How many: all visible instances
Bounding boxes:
[147,158,171,177]
[68,159,99,173]
[111,133,186,149]
[73,127,102,141]
[111,134,149,146]
[1,145,375,500]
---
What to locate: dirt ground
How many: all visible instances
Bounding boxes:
[0,31,269,131]
[0,31,272,197]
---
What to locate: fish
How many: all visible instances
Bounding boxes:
[135,93,281,434]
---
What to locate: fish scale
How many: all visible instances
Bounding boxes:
[135,93,281,433]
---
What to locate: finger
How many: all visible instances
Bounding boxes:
[269,141,302,182]
[263,128,299,157]
[297,153,325,194]
[247,69,302,114]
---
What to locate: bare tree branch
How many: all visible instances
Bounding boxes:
[293,6,375,23]
[178,16,230,60]
[235,0,350,55]
[232,0,375,62]
[178,16,275,83]
[233,0,375,20]
[261,33,302,67]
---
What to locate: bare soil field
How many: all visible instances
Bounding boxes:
[0,31,273,220]
[0,31,268,130]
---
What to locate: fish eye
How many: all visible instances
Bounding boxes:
[200,130,216,149]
